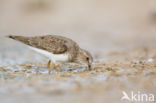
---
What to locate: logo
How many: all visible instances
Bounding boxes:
[121,91,155,102]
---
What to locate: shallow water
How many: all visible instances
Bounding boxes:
[0,0,156,103]
[0,39,156,103]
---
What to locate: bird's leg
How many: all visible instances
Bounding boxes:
[52,63,62,72]
[47,60,51,74]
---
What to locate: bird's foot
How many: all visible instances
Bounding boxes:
[52,63,62,72]
[47,60,51,74]
[47,60,62,74]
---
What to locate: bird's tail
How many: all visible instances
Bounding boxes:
[7,35,30,45]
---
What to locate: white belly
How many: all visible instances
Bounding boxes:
[29,46,69,63]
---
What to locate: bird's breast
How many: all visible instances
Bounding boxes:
[29,46,69,62]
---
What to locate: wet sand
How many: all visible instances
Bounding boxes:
[0,0,156,103]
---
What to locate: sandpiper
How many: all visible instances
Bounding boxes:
[8,35,93,73]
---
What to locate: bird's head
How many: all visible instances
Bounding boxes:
[74,49,93,70]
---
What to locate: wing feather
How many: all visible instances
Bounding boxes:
[8,35,68,54]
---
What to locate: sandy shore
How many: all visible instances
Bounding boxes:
[0,0,156,103]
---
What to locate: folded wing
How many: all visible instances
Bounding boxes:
[8,35,68,54]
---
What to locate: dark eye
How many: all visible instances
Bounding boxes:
[86,57,89,61]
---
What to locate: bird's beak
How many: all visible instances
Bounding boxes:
[88,64,92,70]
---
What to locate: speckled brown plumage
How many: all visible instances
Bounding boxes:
[8,35,93,69]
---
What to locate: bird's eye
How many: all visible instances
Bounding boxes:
[86,57,89,61]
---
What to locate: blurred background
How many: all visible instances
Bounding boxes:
[0,0,156,58]
[0,1,156,103]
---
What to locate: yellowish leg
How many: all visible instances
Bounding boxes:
[52,63,62,72]
[47,60,51,74]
